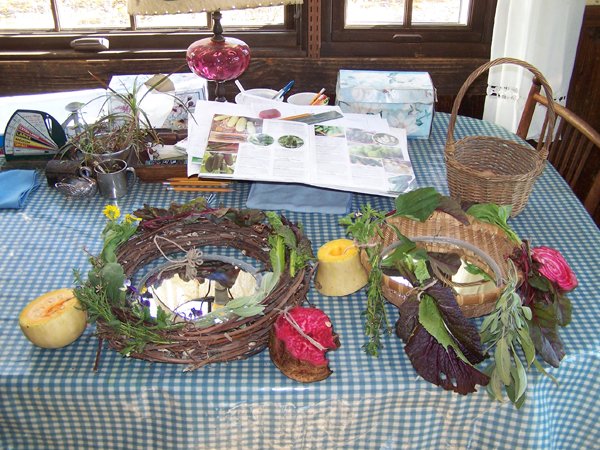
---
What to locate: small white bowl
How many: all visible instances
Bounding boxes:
[287,92,321,106]
[235,88,282,105]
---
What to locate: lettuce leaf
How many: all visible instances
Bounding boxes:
[393,187,441,221]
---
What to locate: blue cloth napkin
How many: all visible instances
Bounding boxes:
[246,182,353,214]
[0,170,40,209]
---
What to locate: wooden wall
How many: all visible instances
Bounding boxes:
[567,5,600,224]
[0,56,488,117]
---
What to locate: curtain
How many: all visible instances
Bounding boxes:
[482,0,586,139]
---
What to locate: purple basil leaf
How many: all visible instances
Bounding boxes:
[428,252,462,277]
[437,196,470,225]
[405,325,489,395]
[382,267,401,277]
[529,322,565,367]
[427,283,486,365]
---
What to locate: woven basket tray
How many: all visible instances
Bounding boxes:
[445,57,556,216]
[360,211,518,318]
[95,215,311,370]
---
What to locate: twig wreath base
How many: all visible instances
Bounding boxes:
[97,215,311,371]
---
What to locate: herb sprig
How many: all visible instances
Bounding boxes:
[340,205,389,356]
[480,260,537,408]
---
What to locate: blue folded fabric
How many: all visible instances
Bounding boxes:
[246,182,353,214]
[0,170,40,209]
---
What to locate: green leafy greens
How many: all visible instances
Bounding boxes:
[343,187,574,407]
[340,205,389,356]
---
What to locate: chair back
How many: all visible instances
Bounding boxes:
[517,78,600,222]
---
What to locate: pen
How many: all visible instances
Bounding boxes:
[166,187,233,193]
[272,80,295,100]
[309,88,325,105]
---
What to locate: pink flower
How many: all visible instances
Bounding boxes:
[531,246,578,292]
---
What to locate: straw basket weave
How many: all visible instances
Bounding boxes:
[95,214,311,371]
[360,211,518,318]
[445,57,556,216]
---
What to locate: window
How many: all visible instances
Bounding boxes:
[322,0,496,58]
[345,0,469,27]
[0,1,285,30]
[0,0,494,58]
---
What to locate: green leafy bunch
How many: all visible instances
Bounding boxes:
[340,205,389,356]
[75,204,178,355]
[265,211,314,278]
[93,204,140,301]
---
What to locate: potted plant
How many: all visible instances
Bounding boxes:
[68,74,165,166]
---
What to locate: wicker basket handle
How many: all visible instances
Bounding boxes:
[446,57,556,160]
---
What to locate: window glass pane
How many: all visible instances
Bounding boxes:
[0,0,54,30]
[136,13,208,29]
[412,0,469,25]
[221,6,284,27]
[56,0,129,29]
[345,0,405,27]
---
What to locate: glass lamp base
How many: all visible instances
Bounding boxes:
[187,35,251,102]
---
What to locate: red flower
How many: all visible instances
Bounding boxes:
[531,246,578,292]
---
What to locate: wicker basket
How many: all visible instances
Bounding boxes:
[95,214,311,371]
[445,57,556,216]
[360,210,518,318]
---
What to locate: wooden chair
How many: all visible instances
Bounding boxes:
[517,78,600,222]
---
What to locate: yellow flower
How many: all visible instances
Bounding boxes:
[124,214,141,224]
[103,205,121,221]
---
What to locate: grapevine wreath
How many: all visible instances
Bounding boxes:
[75,199,315,372]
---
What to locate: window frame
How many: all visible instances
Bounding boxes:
[321,0,497,58]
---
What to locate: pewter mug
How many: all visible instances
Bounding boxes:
[85,158,136,199]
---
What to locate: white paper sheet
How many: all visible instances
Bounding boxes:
[186,100,416,196]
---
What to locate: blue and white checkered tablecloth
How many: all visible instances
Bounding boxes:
[1,113,598,450]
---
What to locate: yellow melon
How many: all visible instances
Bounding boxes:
[19,288,87,349]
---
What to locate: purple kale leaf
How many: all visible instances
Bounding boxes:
[396,297,419,342]
[405,325,490,394]
[427,283,486,365]
[395,282,488,394]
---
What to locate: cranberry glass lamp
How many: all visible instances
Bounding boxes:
[127,0,304,102]
[186,11,250,102]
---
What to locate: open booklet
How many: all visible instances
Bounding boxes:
[186,100,417,197]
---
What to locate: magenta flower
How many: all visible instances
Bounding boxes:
[531,246,578,292]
